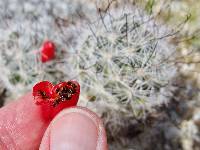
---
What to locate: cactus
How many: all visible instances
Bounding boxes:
[67,6,177,115]
[63,4,178,143]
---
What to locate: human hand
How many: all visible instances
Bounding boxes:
[0,93,107,150]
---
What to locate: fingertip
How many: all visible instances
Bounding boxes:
[0,93,50,149]
[40,107,108,150]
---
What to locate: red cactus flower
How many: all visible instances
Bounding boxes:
[41,41,56,63]
[32,80,80,120]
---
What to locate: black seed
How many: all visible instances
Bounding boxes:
[38,90,48,99]
[56,88,60,93]
[52,99,61,107]
[67,82,77,89]
[68,89,73,94]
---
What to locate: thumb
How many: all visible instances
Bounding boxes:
[40,107,108,150]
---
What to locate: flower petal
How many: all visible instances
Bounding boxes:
[32,81,54,105]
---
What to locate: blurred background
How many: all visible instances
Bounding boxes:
[0,0,200,150]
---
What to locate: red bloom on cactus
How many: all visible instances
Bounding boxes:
[32,80,80,120]
[41,40,56,63]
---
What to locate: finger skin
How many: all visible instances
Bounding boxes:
[40,107,108,150]
[0,93,50,150]
[0,93,108,150]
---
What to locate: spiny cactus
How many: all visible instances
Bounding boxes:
[62,4,178,144]
[66,5,177,114]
